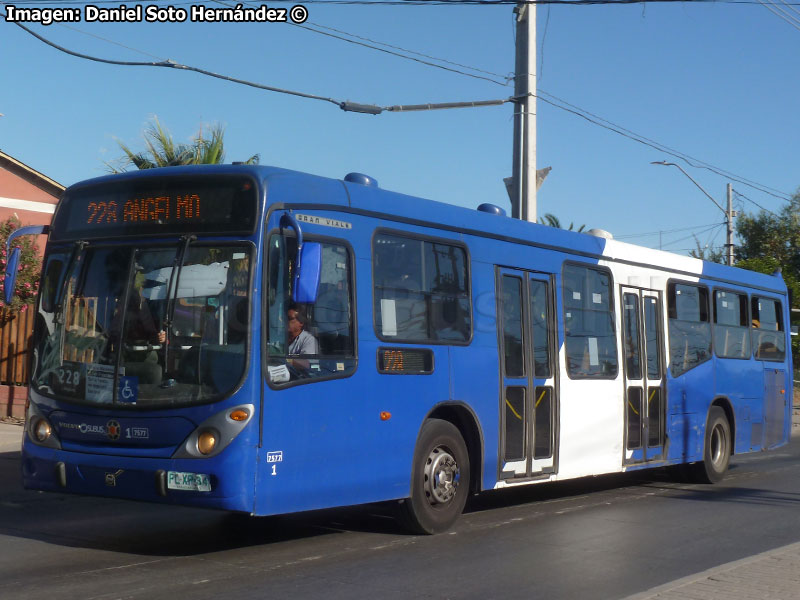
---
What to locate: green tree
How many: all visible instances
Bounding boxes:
[734,192,800,366]
[0,216,41,313]
[689,234,726,263]
[735,192,800,296]
[735,195,800,274]
[108,118,259,171]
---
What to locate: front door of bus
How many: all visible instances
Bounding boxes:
[621,287,665,464]
[497,268,557,480]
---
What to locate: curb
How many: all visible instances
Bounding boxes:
[622,540,800,600]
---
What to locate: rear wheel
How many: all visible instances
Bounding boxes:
[690,406,731,483]
[399,419,470,535]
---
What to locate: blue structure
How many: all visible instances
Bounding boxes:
[14,164,792,534]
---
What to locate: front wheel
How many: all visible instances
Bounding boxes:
[690,406,731,483]
[399,419,470,535]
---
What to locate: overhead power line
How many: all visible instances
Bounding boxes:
[7,0,800,5]
[733,189,783,217]
[293,22,510,86]
[615,222,720,239]
[5,3,794,204]
[5,16,512,113]
[757,0,800,30]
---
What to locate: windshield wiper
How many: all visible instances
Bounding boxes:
[53,241,88,326]
[53,241,88,364]
[162,235,196,382]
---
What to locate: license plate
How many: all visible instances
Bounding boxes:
[167,471,212,492]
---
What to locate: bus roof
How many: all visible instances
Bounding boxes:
[65,164,787,295]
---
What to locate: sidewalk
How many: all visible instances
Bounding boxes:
[623,541,800,600]
[0,420,23,453]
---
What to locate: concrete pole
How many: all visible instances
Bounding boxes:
[511,2,537,222]
[726,183,734,266]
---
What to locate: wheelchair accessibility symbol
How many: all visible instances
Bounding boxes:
[118,376,138,403]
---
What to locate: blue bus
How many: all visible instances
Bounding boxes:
[8,165,792,534]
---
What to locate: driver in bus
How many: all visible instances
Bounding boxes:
[287,303,319,356]
[110,280,167,384]
[285,304,319,378]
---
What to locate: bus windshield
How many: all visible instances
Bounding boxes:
[32,243,251,408]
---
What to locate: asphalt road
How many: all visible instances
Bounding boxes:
[2,431,800,600]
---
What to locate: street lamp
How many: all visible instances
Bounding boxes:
[651,161,735,266]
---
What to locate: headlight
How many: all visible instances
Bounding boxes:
[196,430,218,455]
[32,417,52,443]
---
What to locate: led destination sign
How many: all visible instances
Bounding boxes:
[86,193,202,226]
[52,175,258,241]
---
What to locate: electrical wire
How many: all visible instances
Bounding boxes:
[6,16,345,106]
[7,0,800,5]
[733,189,782,217]
[4,1,795,203]
[297,21,510,81]
[4,12,512,113]
[777,0,800,17]
[534,91,792,201]
[658,222,723,249]
[757,0,800,30]
[292,22,510,85]
[615,222,720,239]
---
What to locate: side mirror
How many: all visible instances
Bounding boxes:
[279,213,321,304]
[293,242,321,304]
[4,247,21,305]
[3,224,49,306]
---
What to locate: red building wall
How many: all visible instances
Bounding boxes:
[0,151,63,417]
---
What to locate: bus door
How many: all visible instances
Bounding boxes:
[621,288,665,464]
[497,268,557,480]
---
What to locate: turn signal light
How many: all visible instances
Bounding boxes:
[197,430,218,455]
[229,409,249,422]
[33,418,52,443]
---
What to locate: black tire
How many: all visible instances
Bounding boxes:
[689,406,731,484]
[399,419,471,535]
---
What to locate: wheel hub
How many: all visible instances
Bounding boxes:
[710,424,726,467]
[424,447,460,505]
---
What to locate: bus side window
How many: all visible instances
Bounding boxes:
[667,282,712,376]
[562,264,618,379]
[713,290,750,360]
[752,296,785,361]
[373,232,470,343]
[267,237,356,384]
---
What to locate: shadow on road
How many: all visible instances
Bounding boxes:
[0,449,410,556]
[1,442,796,557]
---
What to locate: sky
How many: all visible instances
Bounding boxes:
[1,0,798,256]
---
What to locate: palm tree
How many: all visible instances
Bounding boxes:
[108,118,259,172]
[542,213,585,232]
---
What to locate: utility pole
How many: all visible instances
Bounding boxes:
[651,162,736,266]
[725,183,735,267]
[510,2,536,223]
